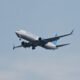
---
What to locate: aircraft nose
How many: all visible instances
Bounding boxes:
[15,31,18,34]
[15,31,19,36]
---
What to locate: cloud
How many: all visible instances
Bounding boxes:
[0,54,80,80]
[12,58,80,80]
[0,71,21,80]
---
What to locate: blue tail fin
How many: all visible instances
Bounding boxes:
[53,33,58,45]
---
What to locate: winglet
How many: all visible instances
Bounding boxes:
[13,46,15,50]
[70,30,74,35]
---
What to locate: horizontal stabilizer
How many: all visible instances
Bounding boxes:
[56,43,70,48]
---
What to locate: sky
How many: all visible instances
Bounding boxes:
[0,0,80,80]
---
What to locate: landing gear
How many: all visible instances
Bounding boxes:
[32,46,35,50]
[19,38,21,40]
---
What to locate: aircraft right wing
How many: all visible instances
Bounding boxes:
[43,30,73,43]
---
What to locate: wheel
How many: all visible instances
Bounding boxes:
[32,47,35,50]
[19,38,21,40]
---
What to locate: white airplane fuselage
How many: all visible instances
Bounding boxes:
[16,30,57,49]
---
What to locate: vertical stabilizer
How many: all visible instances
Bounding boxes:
[53,33,58,45]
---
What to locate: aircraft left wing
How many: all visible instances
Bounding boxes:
[13,45,22,50]
[43,30,73,43]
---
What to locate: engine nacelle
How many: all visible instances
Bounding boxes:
[21,41,30,48]
[38,37,42,41]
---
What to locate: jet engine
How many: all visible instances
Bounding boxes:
[38,37,42,41]
[21,41,31,48]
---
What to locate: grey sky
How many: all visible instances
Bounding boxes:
[0,0,80,80]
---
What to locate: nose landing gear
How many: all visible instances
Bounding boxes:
[19,38,21,40]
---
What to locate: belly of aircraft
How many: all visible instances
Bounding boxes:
[44,42,56,49]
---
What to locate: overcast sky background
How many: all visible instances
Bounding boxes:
[0,0,80,80]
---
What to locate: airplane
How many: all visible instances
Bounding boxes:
[13,29,73,50]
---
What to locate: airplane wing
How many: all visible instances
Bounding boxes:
[13,45,22,50]
[43,30,73,43]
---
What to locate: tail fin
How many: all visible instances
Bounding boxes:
[53,33,58,45]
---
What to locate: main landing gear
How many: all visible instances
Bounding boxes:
[32,46,35,50]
